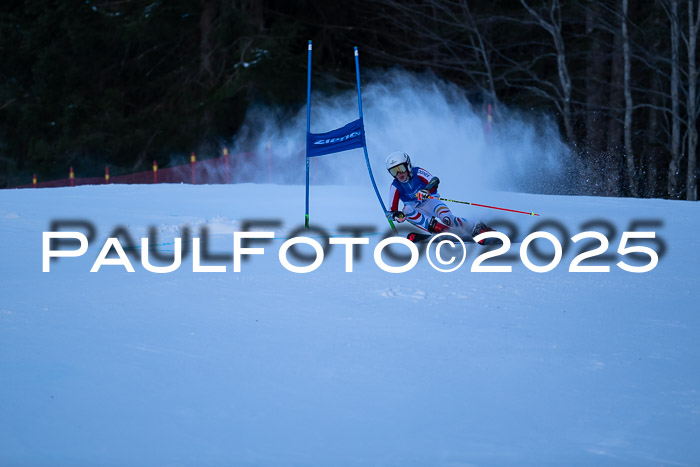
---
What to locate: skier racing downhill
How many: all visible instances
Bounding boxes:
[385,151,499,244]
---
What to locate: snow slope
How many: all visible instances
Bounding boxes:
[1,183,699,466]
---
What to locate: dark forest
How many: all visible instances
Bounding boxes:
[1,0,698,200]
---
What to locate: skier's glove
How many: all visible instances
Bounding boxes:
[416,189,430,201]
[390,211,406,223]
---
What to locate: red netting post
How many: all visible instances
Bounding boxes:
[105,166,110,184]
[223,147,230,184]
[33,173,37,188]
[190,152,196,184]
[153,160,158,184]
[69,166,75,187]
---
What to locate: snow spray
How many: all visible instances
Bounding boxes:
[228,69,573,195]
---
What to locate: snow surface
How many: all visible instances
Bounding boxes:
[1,183,699,466]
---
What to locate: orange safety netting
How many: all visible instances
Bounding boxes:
[12,152,257,189]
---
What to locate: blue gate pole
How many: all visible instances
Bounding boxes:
[305,41,312,229]
[354,47,396,233]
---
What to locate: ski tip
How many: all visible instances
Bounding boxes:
[478,237,504,246]
[407,232,431,243]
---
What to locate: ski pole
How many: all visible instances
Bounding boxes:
[425,195,540,216]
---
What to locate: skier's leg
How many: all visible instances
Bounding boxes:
[402,205,433,232]
[452,216,477,238]
[404,200,484,237]
[420,200,500,244]
[420,199,475,237]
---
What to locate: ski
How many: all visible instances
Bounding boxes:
[406,231,504,245]
[406,232,432,243]
[476,236,504,246]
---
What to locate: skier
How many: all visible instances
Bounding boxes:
[385,151,497,243]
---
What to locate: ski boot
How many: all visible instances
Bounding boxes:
[407,217,448,243]
[472,222,501,245]
[427,216,448,234]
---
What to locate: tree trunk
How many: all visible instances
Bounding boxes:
[667,0,682,198]
[607,26,624,196]
[198,0,217,142]
[463,0,498,111]
[622,0,637,196]
[686,0,699,201]
[645,71,662,198]
[520,0,575,144]
[199,0,217,83]
[585,0,606,153]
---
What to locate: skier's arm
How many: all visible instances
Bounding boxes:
[425,176,439,194]
[386,183,406,222]
[389,183,400,211]
[417,177,440,201]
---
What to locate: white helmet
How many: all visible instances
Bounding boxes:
[385,151,412,178]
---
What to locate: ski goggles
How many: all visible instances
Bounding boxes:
[389,164,409,177]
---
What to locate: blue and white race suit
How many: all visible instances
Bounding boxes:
[389,166,474,236]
